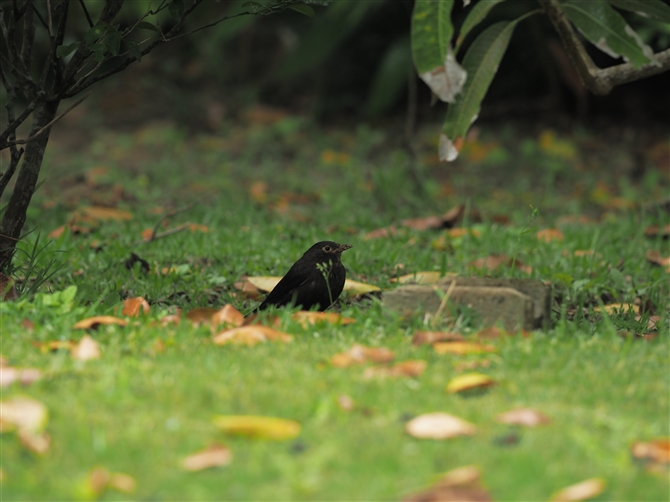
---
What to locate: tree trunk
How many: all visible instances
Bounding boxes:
[0,99,61,270]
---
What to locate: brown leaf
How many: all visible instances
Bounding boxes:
[188,223,209,233]
[550,478,606,501]
[31,340,76,352]
[646,250,670,272]
[474,326,507,340]
[122,297,150,317]
[496,408,551,427]
[211,304,244,328]
[536,228,564,242]
[469,254,531,274]
[0,367,42,388]
[363,360,426,379]
[644,224,670,239]
[212,325,292,346]
[48,225,67,239]
[433,342,497,355]
[401,215,445,231]
[331,344,395,367]
[185,308,220,326]
[631,439,670,464]
[403,465,493,502]
[405,412,476,439]
[618,331,658,341]
[108,473,136,493]
[71,335,101,361]
[249,181,268,203]
[21,319,35,330]
[233,278,263,300]
[412,331,464,346]
[182,443,233,471]
[73,316,128,329]
[159,312,181,326]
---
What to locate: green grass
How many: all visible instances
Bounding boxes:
[1,119,668,500]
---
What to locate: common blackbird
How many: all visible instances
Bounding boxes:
[256,241,352,312]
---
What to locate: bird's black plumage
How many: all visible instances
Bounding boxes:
[256,241,352,312]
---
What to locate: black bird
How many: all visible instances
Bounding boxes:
[256,241,352,312]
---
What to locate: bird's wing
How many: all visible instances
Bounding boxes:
[258,260,315,308]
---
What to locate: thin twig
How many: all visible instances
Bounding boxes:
[5,91,90,147]
[45,0,53,37]
[133,202,198,246]
[77,0,93,28]
[431,280,458,329]
[134,222,194,247]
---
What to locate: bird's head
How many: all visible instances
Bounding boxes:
[305,241,352,262]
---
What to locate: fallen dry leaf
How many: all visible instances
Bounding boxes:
[446,373,495,394]
[474,327,508,340]
[249,181,268,203]
[618,331,658,341]
[363,360,426,379]
[337,395,354,411]
[550,478,606,501]
[73,316,128,329]
[79,206,132,221]
[0,396,48,433]
[211,304,244,328]
[0,366,42,387]
[233,278,263,300]
[343,279,381,295]
[536,228,564,242]
[291,311,356,327]
[469,255,532,274]
[212,325,292,346]
[496,408,551,427]
[188,223,209,233]
[185,308,220,326]
[405,412,476,439]
[18,428,51,455]
[212,415,301,440]
[71,335,101,361]
[31,340,76,352]
[391,271,456,284]
[412,331,464,346]
[122,297,150,317]
[403,465,492,502]
[159,312,181,326]
[593,303,639,315]
[646,250,670,272]
[433,342,497,355]
[80,467,136,499]
[644,224,670,239]
[108,472,136,493]
[631,439,670,464]
[182,443,233,471]
[331,344,395,367]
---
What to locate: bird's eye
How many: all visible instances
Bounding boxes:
[324,245,331,252]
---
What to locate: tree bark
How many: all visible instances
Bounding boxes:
[0,98,60,269]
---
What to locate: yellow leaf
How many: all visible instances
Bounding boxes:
[446,373,495,394]
[246,276,281,292]
[592,303,639,315]
[391,271,448,284]
[551,478,606,502]
[212,415,301,440]
[405,412,476,439]
[343,279,381,295]
[291,311,355,327]
[433,341,497,355]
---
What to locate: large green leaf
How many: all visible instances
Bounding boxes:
[455,0,506,53]
[440,19,521,161]
[411,0,456,74]
[563,0,654,67]
[607,0,670,24]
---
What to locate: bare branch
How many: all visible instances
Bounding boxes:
[45,0,53,37]
[4,91,91,148]
[0,96,43,148]
[20,0,35,70]
[0,52,40,99]
[172,9,254,40]
[30,2,48,31]
[539,0,670,95]
[0,147,24,199]
[77,0,93,28]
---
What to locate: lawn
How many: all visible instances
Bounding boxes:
[1,117,668,500]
